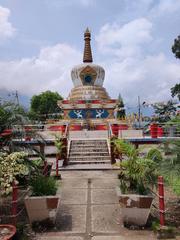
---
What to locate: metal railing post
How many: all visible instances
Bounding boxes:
[158,176,165,226]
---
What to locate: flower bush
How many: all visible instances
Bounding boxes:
[0,151,29,195]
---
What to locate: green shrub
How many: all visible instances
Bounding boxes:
[171,177,180,196]
[116,140,158,195]
[30,175,57,196]
[119,157,158,195]
[147,148,163,163]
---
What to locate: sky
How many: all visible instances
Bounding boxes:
[0,0,180,108]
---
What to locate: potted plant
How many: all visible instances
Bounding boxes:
[115,140,159,226]
[54,135,65,167]
[25,175,60,224]
[0,224,16,240]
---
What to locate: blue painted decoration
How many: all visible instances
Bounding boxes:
[68,109,109,119]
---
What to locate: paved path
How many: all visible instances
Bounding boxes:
[37,171,157,240]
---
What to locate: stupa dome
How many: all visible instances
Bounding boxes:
[68,28,110,100]
[71,63,105,87]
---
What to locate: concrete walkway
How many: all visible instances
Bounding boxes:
[37,171,156,240]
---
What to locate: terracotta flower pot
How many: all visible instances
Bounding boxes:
[0,224,16,240]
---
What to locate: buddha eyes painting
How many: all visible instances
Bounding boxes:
[84,74,92,84]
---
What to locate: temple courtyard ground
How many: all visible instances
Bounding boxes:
[35,170,170,240]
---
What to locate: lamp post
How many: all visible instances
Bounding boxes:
[137,96,146,129]
[138,96,141,128]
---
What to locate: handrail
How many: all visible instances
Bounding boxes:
[64,123,69,139]
[108,123,113,138]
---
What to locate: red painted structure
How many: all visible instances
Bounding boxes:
[12,182,18,225]
[150,123,158,138]
[111,124,128,136]
[95,125,108,130]
[48,125,66,132]
[157,126,163,137]
[69,125,82,131]
[158,176,165,226]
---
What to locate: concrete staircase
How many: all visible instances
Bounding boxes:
[65,139,112,170]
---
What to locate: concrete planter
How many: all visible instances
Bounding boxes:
[116,188,153,226]
[25,195,60,223]
[58,159,64,167]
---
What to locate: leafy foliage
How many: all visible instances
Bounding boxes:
[171,83,180,101]
[0,101,28,133]
[30,91,63,121]
[113,139,158,195]
[161,141,180,177]
[159,140,180,195]
[54,135,65,155]
[30,175,57,196]
[119,157,157,195]
[172,35,180,59]
[0,151,29,195]
[171,177,180,195]
[147,148,163,163]
[153,100,176,123]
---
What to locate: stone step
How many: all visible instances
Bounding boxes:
[71,142,107,146]
[69,156,111,161]
[68,139,110,166]
[69,152,109,157]
[70,147,109,152]
[71,140,107,143]
[69,160,111,164]
[58,163,115,170]
[71,144,107,149]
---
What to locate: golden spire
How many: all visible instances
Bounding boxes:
[83,27,93,63]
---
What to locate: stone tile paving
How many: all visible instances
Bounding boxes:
[37,170,158,240]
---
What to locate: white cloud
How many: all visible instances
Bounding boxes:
[0,6,16,41]
[0,44,81,97]
[96,19,180,104]
[79,0,94,7]
[104,53,180,104]
[46,0,94,8]
[96,18,152,59]
[0,4,179,108]
[153,0,180,14]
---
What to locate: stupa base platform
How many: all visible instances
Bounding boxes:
[58,99,118,120]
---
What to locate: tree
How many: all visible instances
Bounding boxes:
[153,100,176,122]
[30,91,63,121]
[172,35,180,59]
[0,101,28,133]
[171,36,180,101]
[117,93,126,119]
[171,83,180,101]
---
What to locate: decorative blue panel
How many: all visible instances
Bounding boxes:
[68,109,109,119]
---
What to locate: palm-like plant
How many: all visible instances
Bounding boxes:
[113,139,159,195]
[111,138,138,161]
[54,135,65,157]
